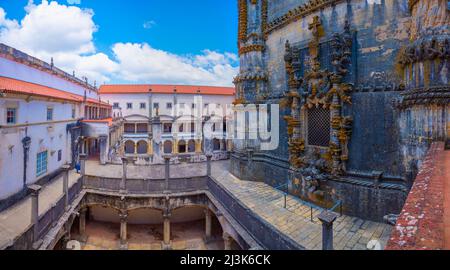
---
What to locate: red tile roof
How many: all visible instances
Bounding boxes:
[0,76,111,107]
[99,84,235,96]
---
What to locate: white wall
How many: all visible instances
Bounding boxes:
[0,57,98,99]
[0,98,79,199]
[101,93,234,119]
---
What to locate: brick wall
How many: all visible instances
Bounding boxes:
[386,142,447,250]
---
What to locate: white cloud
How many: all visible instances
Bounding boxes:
[143,20,156,29]
[0,1,238,86]
[67,0,81,4]
[112,43,238,86]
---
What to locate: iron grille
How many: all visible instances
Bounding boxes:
[307,107,331,147]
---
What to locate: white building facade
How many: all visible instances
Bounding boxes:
[99,85,235,165]
[0,44,116,204]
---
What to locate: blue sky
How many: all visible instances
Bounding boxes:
[0,0,239,86]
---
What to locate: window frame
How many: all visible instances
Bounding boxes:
[6,107,17,125]
[46,107,54,121]
[36,151,48,177]
[140,102,146,109]
[127,103,133,109]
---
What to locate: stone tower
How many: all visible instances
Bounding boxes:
[232,0,449,221]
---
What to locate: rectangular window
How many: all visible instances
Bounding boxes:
[136,123,148,134]
[36,151,48,177]
[47,107,53,121]
[6,108,16,124]
[163,123,172,133]
[153,103,159,109]
[166,103,172,109]
[113,103,119,109]
[127,103,133,109]
[307,107,331,147]
[140,103,146,109]
[72,108,76,119]
[191,103,196,109]
[58,150,62,162]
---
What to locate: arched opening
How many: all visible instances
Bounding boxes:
[124,141,135,154]
[178,140,187,153]
[163,141,173,154]
[188,140,196,153]
[137,141,148,154]
[213,138,221,151]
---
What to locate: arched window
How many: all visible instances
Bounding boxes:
[188,140,196,153]
[164,141,173,154]
[125,141,135,154]
[178,140,187,153]
[137,141,148,154]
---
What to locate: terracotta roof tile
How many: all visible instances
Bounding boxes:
[99,84,235,96]
[0,76,111,107]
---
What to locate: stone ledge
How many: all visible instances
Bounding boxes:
[386,142,447,250]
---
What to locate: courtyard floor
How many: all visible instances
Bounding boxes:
[76,220,223,250]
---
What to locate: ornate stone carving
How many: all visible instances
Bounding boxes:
[394,85,450,108]
[282,16,354,176]
[264,0,345,37]
[238,0,248,44]
[397,38,450,67]
[239,44,265,55]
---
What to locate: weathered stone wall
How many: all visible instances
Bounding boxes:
[233,0,449,221]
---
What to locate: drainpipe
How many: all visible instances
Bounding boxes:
[22,136,31,189]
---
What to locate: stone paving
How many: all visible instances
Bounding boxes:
[210,161,393,250]
[0,170,81,249]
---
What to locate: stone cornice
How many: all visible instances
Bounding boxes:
[264,0,344,37]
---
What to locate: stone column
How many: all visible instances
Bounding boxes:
[318,211,338,250]
[79,154,87,186]
[161,211,172,250]
[195,139,202,154]
[29,185,41,243]
[206,154,212,177]
[79,207,87,242]
[163,155,171,192]
[120,157,128,193]
[223,232,232,250]
[204,209,212,243]
[62,165,71,211]
[98,135,108,165]
[119,210,128,250]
